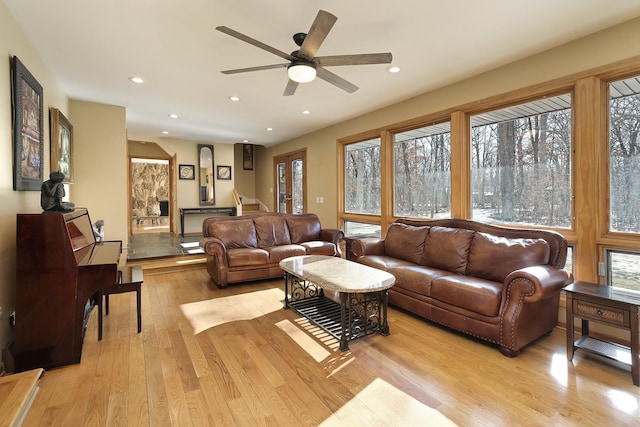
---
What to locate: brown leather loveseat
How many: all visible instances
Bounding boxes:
[200,212,343,287]
[352,218,572,356]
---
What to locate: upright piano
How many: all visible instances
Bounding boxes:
[13,208,122,371]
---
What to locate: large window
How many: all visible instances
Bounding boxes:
[609,76,640,233]
[470,94,572,227]
[393,123,451,218]
[344,138,381,215]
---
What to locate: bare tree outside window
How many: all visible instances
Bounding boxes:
[470,94,572,227]
[345,139,381,215]
[609,76,640,233]
[393,123,451,218]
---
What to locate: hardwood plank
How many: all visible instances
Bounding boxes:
[20,267,640,426]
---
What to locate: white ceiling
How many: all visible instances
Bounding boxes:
[4,0,640,147]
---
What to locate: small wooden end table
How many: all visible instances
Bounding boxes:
[564,281,640,386]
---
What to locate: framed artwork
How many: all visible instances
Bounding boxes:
[11,56,44,191]
[243,143,254,170]
[217,165,232,180]
[179,164,195,180]
[50,108,74,183]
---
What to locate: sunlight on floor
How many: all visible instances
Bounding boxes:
[276,319,331,362]
[550,353,569,387]
[179,287,283,334]
[606,389,639,414]
[319,378,458,426]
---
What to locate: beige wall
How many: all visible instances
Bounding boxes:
[0,2,69,358]
[259,16,640,229]
[69,100,128,244]
[233,143,256,200]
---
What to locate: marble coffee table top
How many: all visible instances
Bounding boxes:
[279,255,395,293]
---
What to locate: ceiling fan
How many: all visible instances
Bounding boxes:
[216,10,393,96]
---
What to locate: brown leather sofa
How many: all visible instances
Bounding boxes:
[200,212,344,287]
[352,218,572,356]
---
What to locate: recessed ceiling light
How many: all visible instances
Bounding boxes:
[266,127,273,131]
[387,66,400,73]
[129,76,144,84]
[242,139,249,143]
[169,114,179,119]
[161,131,169,135]
[229,96,240,102]
[302,110,311,115]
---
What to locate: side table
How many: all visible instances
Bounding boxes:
[564,281,640,386]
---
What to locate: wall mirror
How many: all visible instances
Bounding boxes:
[198,144,215,205]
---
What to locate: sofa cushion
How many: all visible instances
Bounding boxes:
[265,245,306,263]
[301,241,337,256]
[287,215,321,244]
[385,223,429,264]
[431,275,503,317]
[254,215,291,248]
[387,265,448,296]
[466,232,550,283]
[421,226,475,274]
[209,218,257,249]
[357,255,415,272]
[226,248,269,267]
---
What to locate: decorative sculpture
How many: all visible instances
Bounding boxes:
[93,220,105,242]
[40,171,75,212]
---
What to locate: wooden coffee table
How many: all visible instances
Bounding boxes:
[280,255,395,351]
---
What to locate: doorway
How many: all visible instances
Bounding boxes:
[274,149,306,214]
[130,157,172,234]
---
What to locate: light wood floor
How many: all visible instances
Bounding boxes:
[23,268,640,426]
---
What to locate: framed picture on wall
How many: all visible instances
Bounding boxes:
[179,164,195,180]
[217,165,232,180]
[50,108,74,183]
[243,143,254,170]
[11,56,44,191]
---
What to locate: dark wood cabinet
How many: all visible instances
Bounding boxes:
[13,209,121,371]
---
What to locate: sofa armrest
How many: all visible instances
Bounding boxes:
[503,265,572,303]
[499,265,572,354]
[351,238,386,258]
[319,228,345,244]
[319,228,345,257]
[200,237,228,265]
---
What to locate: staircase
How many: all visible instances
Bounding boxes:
[242,203,261,214]
[233,188,265,215]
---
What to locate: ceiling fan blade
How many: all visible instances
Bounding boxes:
[316,67,359,93]
[283,79,299,96]
[298,10,337,61]
[216,26,293,61]
[315,53,393,67]
[221,63,289,74]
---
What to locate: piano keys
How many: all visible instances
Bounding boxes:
[13,208,122,371]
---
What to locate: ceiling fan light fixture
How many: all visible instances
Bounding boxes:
[288,64,316,83]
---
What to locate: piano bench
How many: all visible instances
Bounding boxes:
[97,265,144,341]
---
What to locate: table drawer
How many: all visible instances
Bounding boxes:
[574,300,630,327]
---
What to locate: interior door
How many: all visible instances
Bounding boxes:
[274,150,306,214]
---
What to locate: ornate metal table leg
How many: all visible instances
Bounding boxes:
[339,292,350,351]
[283,272,290,309]
[380,289,390,336]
